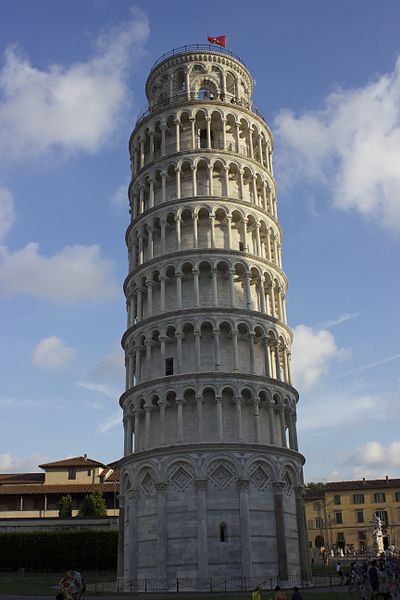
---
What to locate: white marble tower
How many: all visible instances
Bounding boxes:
[118,45,309,585]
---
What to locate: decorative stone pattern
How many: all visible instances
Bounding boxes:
[118,47,310,583]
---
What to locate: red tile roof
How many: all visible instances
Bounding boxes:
[0,482,118,495]
[305,477,400,497]
[0,473,44,484]
[39,456,106,469]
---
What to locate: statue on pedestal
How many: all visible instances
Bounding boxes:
[371,512,384,554]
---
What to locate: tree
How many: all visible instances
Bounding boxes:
[307,482,326,490]
[79,491,107,517]
[58,494,73,517]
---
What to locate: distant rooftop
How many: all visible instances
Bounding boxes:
[39,455,107,469]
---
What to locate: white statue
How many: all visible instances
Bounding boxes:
[371,512,384,554]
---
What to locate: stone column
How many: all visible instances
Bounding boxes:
[117,494,125,580]
[161,171,167,202]
[126,415,133,454]
[258,135,264,166]
[149,178,154,208]
[191,165,197,196]
[194,330,201,371]
[295,485,312,580]
[175,167,181,199]
[146,281,153,315]
[274,342,282,380]
[158,399,167,445]
[238,479,252,577]
[174,119,180,152]
[135,346,141,384]
[267,399,275,445]
[196,395,204,439]
[208,164,213,195]
[193,215,198,247]
[211,268,218,305]
[235,395,242,440]
[244,272,252,309]
[221,118,227,150]
[193,268,200,307]
[206,116,211,148]
[195,479,209,577]
[176,331,183,373]
[160,221,166,253]
[190,117,195,148]
[279,405,287,448]
[160,336,166,372]
[214,330,221,371]
[216,395,223,440]
[273,482,288,581]
[133,408,140,451]
[210,215,216,247]
[160,123,166,156]
[176,397,184,442]
[249,333,256,374]
[145,341,152,380]
[234,121,240,152]
[254,397,261,443]
[144,403,152,447]
[232,331,239,371]
[226,215,232,247]
[156,482,168,578]
[160,276,166,312]
[176,271,182,308]
[127,489,139,581]
[224,166,230,197]
[229,268,235,305]
[263,337,271,377]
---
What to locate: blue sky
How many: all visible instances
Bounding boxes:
[0,0,399,481]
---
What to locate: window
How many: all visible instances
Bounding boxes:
[356,510,364,523]
[358,531,366,540]
[219,522,227,542]
[334,495,341,505]
[376,510,388,525]
[315,517,324,529]
[374,492,386,503]
[335,512,343,524]
[396,492,400,502]
[165,357,173,376]
[68,467,76,480]
[337,532,345,542]
[313,502,321,512]
[87,469,92,476]
[353,493,365,504]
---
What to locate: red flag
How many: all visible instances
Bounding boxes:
[207,34,226,48]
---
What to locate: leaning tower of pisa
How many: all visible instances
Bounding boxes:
[118,45,310,585]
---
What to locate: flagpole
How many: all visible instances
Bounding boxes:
[227,32,231,52]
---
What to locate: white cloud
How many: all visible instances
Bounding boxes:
[110,178,130,210]
[0,186,15,240]
[0,8,149,163]
[275,56,400,233]
[97,411,122,433]
[89,348,125,383]
[32,335,76,370]
[0,452,48,473]
[291,324,348,391]
[319,312,361,329]
[300,391,377,432]
[76,381,117,399]
[0,242,118,302]
[345,440,400,479]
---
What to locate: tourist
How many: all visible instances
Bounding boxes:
[369,560,379,594]
[274,585,287,600]
[291,586,303,600]
[252,585,262,600]
[58,569,74,600]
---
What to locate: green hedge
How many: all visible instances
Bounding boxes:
[0,529,117,571]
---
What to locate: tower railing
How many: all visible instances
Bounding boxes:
[150,44,245,71]
[135,92,266,127]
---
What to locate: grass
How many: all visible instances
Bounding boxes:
[0,570,116,595]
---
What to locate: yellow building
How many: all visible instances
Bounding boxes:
[305,477,400,556]
[0,455,119,519]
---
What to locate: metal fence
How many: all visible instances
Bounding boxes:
[112,573,341,593]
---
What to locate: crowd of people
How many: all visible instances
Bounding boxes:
[338,547,400,599]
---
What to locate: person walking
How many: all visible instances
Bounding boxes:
[274,585,287,600]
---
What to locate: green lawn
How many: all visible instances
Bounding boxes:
[0,571,116,595]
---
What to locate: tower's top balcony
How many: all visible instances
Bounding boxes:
[135,45,265,128]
